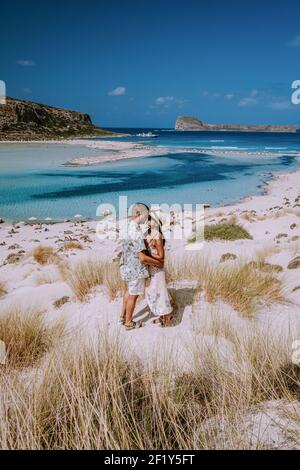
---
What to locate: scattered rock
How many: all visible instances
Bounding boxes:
[288,257,300,270]
[102,209,112,217]
[4,252,24,264]
[275,233,288,240]
[290,223,297,230]
[80,235,93,243]
[248,261,283,273]
[220,253,237,263]
[53,296,70,309]
[8,243,21,250]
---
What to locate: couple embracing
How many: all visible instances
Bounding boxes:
[118,203,173,330]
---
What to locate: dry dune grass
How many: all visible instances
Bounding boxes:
[189,221,252,243]
[0,246,295,448]
[63,241,83,251]
[204,264,282,317]
[195,304,300,396]
[65,257,123,301]
[32,246,59,265]
[0,321,299,450]
[166,254,284,317]
[0,281,6,297]
[0,306,64,369]
[34,267,62,286]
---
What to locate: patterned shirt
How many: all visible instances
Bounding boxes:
[119,221,149,282]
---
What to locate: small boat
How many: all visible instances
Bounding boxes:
[136,132,158,138]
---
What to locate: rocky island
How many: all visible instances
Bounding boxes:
[0,97,114,140]
[175,115,299,133]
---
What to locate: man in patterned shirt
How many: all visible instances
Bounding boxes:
[119,203,163,330]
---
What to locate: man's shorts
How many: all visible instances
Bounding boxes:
[127,278,145,296]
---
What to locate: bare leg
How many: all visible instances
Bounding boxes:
[125,295,139,325]
[121,290,130,322]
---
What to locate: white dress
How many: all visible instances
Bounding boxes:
[145,243,173,317]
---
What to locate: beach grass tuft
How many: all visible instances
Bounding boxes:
[63,241,83,251]
[65,257,122,301]
[189,222,252,243]
[0,322,299,450]
[32,246,59,265]
[0,281,7,297]
[166,254,283,317]
[0,306,64,369]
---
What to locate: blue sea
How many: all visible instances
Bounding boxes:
[0,130,300,222]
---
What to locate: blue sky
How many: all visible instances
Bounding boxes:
[1,0,300,127]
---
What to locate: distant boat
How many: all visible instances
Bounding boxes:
[136,132,158,138]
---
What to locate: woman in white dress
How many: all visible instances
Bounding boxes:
[145,214,173,327]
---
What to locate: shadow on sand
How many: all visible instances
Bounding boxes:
[134,287,199,327]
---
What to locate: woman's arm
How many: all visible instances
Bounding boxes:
[149,237,165,262]
[139,251,163,268]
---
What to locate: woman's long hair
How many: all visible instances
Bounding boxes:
[148,212,165,246]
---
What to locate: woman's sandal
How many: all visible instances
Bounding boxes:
[160,314,174,328]
[152,317,164,326]
[125,321,144,331]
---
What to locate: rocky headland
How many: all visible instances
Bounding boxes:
[0,97,114,140]
[175,115,299,133]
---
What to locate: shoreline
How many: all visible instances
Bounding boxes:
[1,138,300,167]
[213,166,300,214]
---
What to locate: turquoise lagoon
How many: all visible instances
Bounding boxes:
[0,130,300,221]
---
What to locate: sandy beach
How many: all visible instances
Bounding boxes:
[1,166,299,352]
[60,139,300,165]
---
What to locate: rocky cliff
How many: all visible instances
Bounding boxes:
[175,115,299,133]
[0,98,113,140]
